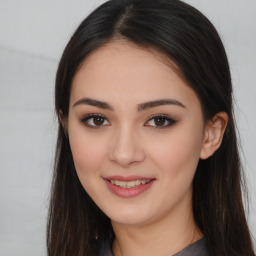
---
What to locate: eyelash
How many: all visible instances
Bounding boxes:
[80,114,110,129]
[145,114,176,129]
[80,114,176,129]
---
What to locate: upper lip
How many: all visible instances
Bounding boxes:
[104,175,155,182]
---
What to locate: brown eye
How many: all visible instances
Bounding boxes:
[154,117,166,127]
[81,114,110,128]
[145,115,176,128]
[92,116,105,125]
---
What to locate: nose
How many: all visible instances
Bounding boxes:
[108,125,146,167]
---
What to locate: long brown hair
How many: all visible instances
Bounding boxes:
[47,0,255,255]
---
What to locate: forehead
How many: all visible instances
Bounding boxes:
[70,40,199,107]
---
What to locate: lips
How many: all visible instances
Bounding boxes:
[104,175,155,198]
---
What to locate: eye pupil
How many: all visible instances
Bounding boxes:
[93,116,104,125]
[154,117,165,126]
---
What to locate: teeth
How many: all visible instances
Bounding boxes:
[116,181,126,187]
[135,180,140,186]
[110,179,151,188]
[127,181,136,188]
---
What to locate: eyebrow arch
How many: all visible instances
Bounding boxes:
[73,98,114,110]
[137,99,185,111]
[72,97,185,111]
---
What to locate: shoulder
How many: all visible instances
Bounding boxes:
[174,237,210,256]
[99,237,209,256]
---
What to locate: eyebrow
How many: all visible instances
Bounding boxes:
[73,98,114,110]
[137,99,185,111]
[72,97,185,111]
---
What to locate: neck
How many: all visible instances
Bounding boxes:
[111,205,202,256]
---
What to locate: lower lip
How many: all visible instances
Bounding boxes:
[104,179,155,198]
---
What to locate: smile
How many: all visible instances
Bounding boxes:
[104,176,155,198]
[109,179,151,188]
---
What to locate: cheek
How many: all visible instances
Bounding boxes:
[145,128,204,213]
[68,130,109,202]
[148,124,204,181]
[68,123,107,179]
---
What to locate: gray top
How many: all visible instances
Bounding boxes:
[100,237,209,256]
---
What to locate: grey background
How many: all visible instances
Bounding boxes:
[0,0,255,255]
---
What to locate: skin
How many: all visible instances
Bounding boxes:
[63,40,228,256]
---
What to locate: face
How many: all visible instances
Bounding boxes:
[67,40,207,227]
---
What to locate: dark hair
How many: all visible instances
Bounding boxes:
[47,0,255,255]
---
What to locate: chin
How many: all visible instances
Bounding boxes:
[111,215,149,227]
[106,207,154,227]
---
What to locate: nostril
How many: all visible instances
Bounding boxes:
[109,149,146,166]
[108,131,146,165]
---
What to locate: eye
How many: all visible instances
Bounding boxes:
[145,115,176,128]
[81,114,110,128]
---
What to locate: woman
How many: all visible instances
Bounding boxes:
[47,0,255,255]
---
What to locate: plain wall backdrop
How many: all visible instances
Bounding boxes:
[0,0,255,255]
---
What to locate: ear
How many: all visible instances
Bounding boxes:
[58,110,64,126]
[58,110,68,136]
[200,112,228,160]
